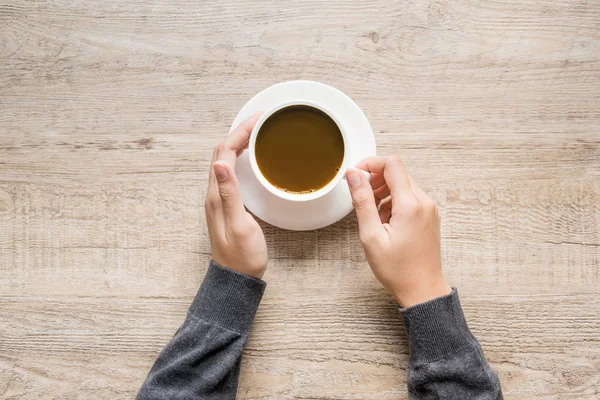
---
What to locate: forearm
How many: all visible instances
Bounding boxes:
[137,261,266,400]
[400,289,502,400]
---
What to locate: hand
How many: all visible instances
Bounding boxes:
[205,112,268,279]
[346,156,451,307]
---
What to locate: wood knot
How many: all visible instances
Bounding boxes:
[368,31,380,44]
[137,137,153,150]
[428,1,448,25]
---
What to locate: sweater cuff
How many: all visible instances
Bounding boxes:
[188,260,266,334]
[399,288,477,363]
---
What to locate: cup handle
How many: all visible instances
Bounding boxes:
[343,166,372,182]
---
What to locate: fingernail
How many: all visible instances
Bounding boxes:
[350,166,372,182]
[214,163,228,182]
[346,170,361,189]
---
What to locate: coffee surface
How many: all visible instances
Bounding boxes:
[255,105,345,193]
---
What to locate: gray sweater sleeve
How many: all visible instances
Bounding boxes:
[137,260,266,400]
[400,288,503,399]
[137,263,500,399]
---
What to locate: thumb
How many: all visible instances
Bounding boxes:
[346,169,384,244]
[213,161,246,222]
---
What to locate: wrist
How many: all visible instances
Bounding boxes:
[212,254,267,280]
[393,280,452,308]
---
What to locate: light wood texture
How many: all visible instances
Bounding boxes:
[1,0,599,398]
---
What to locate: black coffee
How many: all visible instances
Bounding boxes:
[255,105,345,193]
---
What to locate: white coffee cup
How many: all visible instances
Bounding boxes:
[248,100,368,202]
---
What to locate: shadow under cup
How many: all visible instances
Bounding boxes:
[251,104,346,199]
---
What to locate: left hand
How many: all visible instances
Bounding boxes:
[205,112,268,279]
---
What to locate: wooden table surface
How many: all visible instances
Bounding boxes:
[1,0,599,398]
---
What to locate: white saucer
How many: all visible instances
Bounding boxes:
[230,80,376,231]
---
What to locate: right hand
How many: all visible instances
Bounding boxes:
[345,156,451,307]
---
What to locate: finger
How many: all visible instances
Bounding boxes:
[346,169,385,244]
[207,147,219,199]
[217,111,262,168]
[207,149,223,216]
[205,156,225,237]
[384,156,415,204]
[378,197,393,223]
[408,174,439,217]
[374,184,390,204]
[356,156,389,190]
[227,111,262,153]
[205,192,225,236]
[408,174,429,203]
[213,161,247,223]
[355,156,390,174]
[236,142,249,157]
[369,172,386,190]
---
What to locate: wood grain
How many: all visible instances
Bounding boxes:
[1,0,599,398]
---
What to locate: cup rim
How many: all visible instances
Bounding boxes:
[248,100,349,202]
